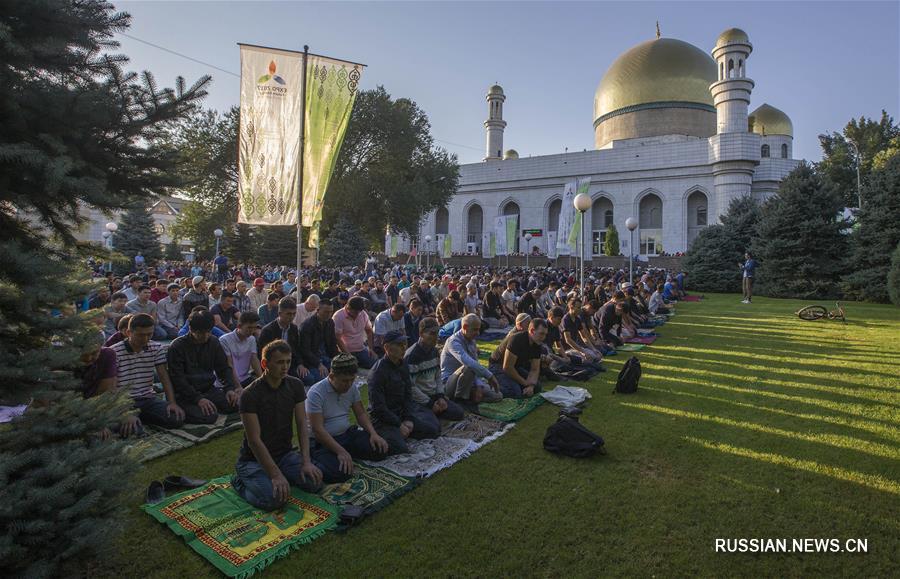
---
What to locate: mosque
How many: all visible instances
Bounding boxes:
[416,27,799,258]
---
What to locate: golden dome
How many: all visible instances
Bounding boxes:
[594,38,718,123]
[749,103,793,137]
[503,149,519,160]
[716,27,750,47]
[488,84,504,95]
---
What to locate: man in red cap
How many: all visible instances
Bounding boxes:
[247,277,268,312]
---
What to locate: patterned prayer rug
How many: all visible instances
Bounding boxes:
[143,476,338,578]
[615,343,646,352]
[625,335,657,345]
[131,413,244,463]
[440,414,509,442]
[680,295,703,302]
[360,437,476,478]
[319,463,416,515]
[476,395,545,422]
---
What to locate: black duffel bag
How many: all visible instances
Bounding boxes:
[543,408,606,458]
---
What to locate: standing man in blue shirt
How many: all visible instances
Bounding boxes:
[213,251,228,283]
[740,252,757,304]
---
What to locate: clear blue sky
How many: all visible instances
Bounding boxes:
[117,1,898,165]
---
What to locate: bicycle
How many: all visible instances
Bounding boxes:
[796,302,845,322]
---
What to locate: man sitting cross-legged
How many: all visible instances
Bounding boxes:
[369,330,440,455]
[405,318,465,422]
[167,309,241,424]
[232,340,324,511]
[111,313,185,434]
[306,353,389,483]
[441,314,502,408]
[220,311,263,388]
[489,318,548,398]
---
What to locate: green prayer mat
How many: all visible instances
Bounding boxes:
[131,412,244,463]
[615,343,646,352]
[476,395,545,422]
[143,476,338,578]
[319,463,416,518]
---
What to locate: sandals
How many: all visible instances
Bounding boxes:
[145,475,208,505]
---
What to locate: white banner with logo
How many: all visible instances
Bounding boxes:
[482,232,494,258]
[237,45,304,225]
[546,230,558,258]
[556,180,576,255]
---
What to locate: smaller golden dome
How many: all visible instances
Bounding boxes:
[503,149,519,160]
[716,28,749,47]
[488,84,504,95]
[749,103,793,137]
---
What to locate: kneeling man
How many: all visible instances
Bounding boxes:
[490,318,548,398]
[306,353,389,483]
[232,340,323,511]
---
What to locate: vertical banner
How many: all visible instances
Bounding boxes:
[505,215,519,254]
[442,234,452,258]
[494,216,508,256]
[556,181,576,255]
[390,235,399,258]
[237,45,304,225]
[547,230,558,259]
[482,233,494,258]
[566,177,592,248]
[308,222,320,248]
[301,54,363,227]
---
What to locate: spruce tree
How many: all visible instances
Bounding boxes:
[684,196,761,293]
[751,163,848,299]
[115,202,162,266]
[256,225,299,266]
[841,152,900,302]
[164,238,182,261]
[320,217,368,267]
[0,1,209,574]
[887,242,900,306]
[604,223,620,256]
[231,223,258,263]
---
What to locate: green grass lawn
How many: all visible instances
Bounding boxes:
[105,294,900,577]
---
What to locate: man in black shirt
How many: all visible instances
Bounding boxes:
[489,318,547,398]
[232,340,323,511]
[258,297,301,376]
[483,281,508,328]
[297,299,339,387]
[561,297,603,362]
[166,310,240,424]
[597,297,626,347]
[368,331,439,454]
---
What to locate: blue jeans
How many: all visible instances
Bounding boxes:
[489,363,541,399]
[351,349,376,370]
[299,355,332,387]
[232,450,321,511]
[134,396,184,429]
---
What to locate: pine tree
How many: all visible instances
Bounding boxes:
[231,223,257,263]
[888,242,900,306]
[257,225,299,266]
[841,152,900,302]
[752,163,848,299]
[115,202,163,267]
[603,223,620,256]
[684,196,762,293]
[164,238,182,261]
[320,217,368,267]
[0,1,209,574]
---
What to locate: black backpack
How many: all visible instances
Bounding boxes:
[543,410,606,458]
[613,356,641,394]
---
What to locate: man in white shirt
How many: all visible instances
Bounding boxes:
[294,294,320,327]
[372,303,406,356]
[157,283,184,340]
[219,311,262,387]
[247,277,268,312]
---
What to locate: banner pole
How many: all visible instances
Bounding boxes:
[296,44,309,277]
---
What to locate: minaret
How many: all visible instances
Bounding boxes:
[484,84,506,162]
[708,28,760,219]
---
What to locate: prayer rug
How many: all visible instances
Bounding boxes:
[132,412,244,463]
[440,413,508,442]
[360,436,476,478]
[615,343,646,352]
[625,335,657,345]
[680,295,702,302]
[319,463,416,516]
[476,395,545,422]
[143,476,338,578]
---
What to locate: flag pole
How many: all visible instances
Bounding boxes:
[296,44,309,278]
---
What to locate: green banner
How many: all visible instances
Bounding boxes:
[308,221,320,249]
[442,234,452,258]
[505,216,518,254]
[566,177,591,247]
[301,55,363,227]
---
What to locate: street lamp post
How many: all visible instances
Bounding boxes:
[625,217,638,286]
[524,233,533,268]
[425,235,432,271]
[846,138,862,210]
[573,192,591,298]
[105,221,118,273]
[214,228,224,256]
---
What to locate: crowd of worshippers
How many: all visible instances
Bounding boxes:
[79,263,685,510]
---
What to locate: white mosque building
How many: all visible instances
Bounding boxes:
[417,27,799,258]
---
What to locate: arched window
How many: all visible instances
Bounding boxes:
[781,143,788,158]
[639,193,664,255]
[686,190,709,247]
[719,62,724,80]
[548,199,561,232]
[435,206,449,235]
[502,201,520,252]
[738,59,743,77]
[761,144,770,158]
[466,204,483,251]
[728,59,734,79]
[591,197,614,255]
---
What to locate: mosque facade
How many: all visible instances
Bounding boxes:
[416,28,799,258]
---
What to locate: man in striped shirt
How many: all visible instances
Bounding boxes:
[112,314,185,432]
